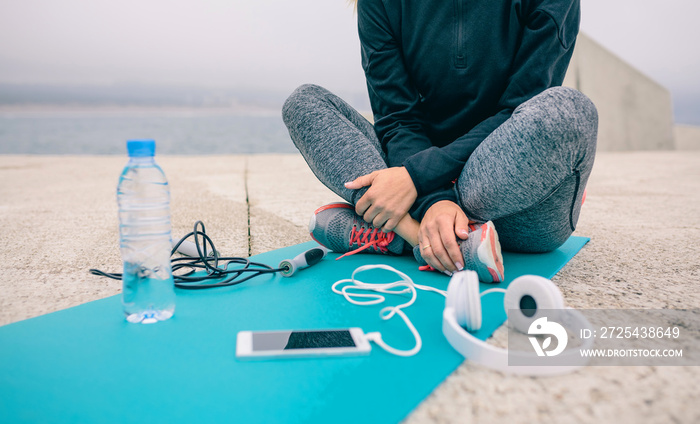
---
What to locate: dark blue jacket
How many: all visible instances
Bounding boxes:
[358,0,580,219]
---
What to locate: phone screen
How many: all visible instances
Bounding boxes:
[252,330,356,351]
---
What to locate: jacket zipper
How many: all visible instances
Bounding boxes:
[455,0,467,68]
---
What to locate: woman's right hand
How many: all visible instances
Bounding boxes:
[345,166,417,232]
[418,200,472,274]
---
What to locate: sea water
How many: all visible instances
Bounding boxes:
[0,108,295,154]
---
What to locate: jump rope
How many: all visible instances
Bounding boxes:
[90,221,459,357]
[90,221,327,289]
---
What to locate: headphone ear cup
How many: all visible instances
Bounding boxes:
[445,270,462,310]
[504,275,565,333]
[464,272,482,332]
[446,271,482,332]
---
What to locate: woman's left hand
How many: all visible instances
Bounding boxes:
[418,200,471,274]
[345,167,417,232]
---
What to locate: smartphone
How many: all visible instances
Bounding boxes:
[236,328,371,359]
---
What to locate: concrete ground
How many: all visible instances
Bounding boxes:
[0,151,698,423]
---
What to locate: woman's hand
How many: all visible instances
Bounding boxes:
[345,167,417,232]
[418,200,471,273]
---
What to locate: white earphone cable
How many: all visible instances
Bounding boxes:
[332,264,446,357]
[481,287,507,296]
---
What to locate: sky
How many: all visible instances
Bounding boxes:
[0,0,698,123]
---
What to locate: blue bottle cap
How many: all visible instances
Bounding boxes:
[126,139,156,157]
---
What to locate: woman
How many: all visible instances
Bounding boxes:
[282,0,597,282]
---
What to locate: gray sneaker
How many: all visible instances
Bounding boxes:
[413,221,504,283]
[309,202,405,258]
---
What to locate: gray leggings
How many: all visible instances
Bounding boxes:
[282,84,598,253]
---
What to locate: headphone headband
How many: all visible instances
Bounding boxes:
[442,272,593,376]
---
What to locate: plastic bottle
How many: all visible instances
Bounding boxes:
[117,139,176,323]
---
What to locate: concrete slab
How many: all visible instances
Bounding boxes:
[406,151,700,424]
[0,155,249,325]
[162,155,249,259]
[1,151,699,423]
[245,154,343,255]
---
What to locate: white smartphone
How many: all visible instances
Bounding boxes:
[236,327,371,359]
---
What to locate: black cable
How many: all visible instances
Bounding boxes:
[90,220,286,289]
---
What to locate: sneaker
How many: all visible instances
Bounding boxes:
[309,202,405,259]
[413,221,504,283]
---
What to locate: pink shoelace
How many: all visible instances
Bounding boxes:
[336,223,395,260]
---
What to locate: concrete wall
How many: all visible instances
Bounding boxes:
[563,34,675,151]
[674,125,700,150]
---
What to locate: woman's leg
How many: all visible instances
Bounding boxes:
[282,84,421,247]
[282,84,387,205]
[456,87,598,253]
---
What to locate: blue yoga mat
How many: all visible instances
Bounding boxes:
[0,237,588,424]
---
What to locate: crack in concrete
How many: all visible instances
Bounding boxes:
[243,157,252,257]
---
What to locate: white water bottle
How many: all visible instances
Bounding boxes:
[117,139,176,323]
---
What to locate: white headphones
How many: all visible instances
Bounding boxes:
[443,271,593,375]
[332,265,592,375]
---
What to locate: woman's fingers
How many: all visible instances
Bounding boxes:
[371,210,389,230]
[355,194,371,217]
[454,210,471,241]
[421,232,455,274]
[344,172,374,190]
[383,215,399,232]
[419,200,470,275]
[419,241,444,273]
[430,235,455,273]
[441,227,464,271]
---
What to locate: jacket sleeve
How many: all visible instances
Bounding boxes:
[358,0,459,220]
[402,0,581,212]
[358,0,432,168]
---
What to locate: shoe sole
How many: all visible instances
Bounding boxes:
[476,221,505,283]
[313,202,353,215]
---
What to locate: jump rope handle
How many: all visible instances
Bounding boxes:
[278,246,329,277]
[174,236,328,277]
